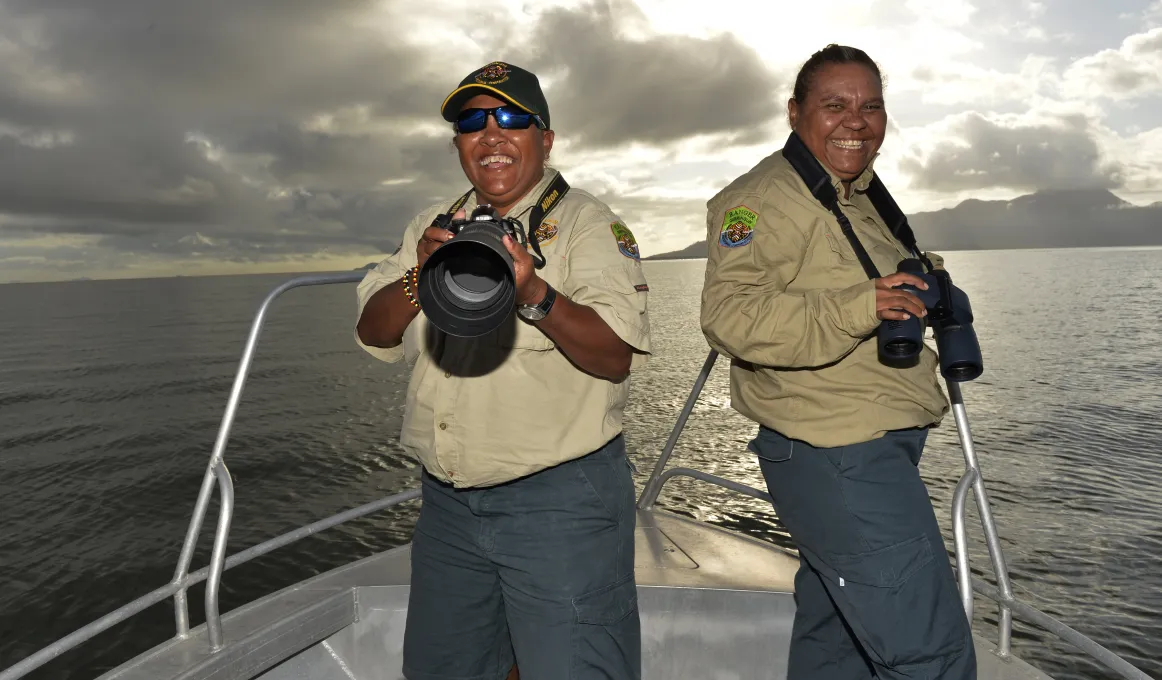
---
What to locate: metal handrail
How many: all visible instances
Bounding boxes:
[634,348,1155,680]
[0,271,395,680]
[646,466,1153,680]
[0,487,421,680]
[170,271,368,645]
[637,350,718,511]
[946,379,1016,656]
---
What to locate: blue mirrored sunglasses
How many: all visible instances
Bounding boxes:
[454,106,546,134]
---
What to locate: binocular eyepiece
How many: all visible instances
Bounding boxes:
[416,205,525,338]
[877,258,984,382]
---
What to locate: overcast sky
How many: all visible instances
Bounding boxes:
[1,0,1161,283]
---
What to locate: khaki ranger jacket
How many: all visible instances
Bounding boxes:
[700,149,949,448]
[356,169,652,487]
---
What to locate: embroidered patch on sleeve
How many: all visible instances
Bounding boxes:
[610,220,641,260]
[719,205,758,248]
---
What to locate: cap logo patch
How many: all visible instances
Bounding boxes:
[475,62,510,85]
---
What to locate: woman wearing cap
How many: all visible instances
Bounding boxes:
[700,45,976,679]
[355,61,651,680]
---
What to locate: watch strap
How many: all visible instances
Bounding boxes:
[521,283,556,319]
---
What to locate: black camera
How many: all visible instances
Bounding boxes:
[417,205,532,338]
[876,258,984,382]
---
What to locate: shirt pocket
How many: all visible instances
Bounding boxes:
[824,229,863,266]
[492,314,556,351]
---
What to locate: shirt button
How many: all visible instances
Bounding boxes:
[439,422,447,430]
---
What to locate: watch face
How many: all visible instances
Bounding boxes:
[518,305,546,321]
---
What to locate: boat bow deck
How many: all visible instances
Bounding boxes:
[93,508,1052,680]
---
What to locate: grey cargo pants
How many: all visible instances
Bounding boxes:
[750,425,977,680]
[401,434,641,680]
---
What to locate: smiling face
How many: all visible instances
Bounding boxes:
[788,62,886,192]
[453,93,554,215]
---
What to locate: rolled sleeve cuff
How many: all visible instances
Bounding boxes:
[568,261,652,366]
[354,267,407,364]
[353,327,405,363]
[840,279,880,337]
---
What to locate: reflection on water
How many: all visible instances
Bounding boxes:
[0,248,1160,680]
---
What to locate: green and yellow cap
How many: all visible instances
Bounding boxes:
[440,61,551,129]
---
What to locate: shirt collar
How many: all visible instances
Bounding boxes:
[469,167,559,219]
[825,153,878,203]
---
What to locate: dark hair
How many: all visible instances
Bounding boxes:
[792,44,884,104]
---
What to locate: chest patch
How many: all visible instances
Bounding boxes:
[534,218,559,246]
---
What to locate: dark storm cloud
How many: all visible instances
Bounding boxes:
[0,0,784,277]
[900,112,1124,192]
[0,126,274,226]
[502,0,783,148]
[0,0,471,267]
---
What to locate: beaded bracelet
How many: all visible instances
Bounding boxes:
[401,265,420,308]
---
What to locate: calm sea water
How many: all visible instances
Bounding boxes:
[1,248,1160,680]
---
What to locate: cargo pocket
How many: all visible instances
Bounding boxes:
[571,574,640,678]
[748,426,794,463]
[573,573,638,625]
[809,534,969,670]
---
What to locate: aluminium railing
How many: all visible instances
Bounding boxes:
[0,272,422,680]
[635,348,1154,680]
[0,275,1155,680]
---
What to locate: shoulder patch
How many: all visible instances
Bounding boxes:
[610,220,640,260]
[719,204,758,248]
[533,218,559,246]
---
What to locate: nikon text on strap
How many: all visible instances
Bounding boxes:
[523,172,570,268]
[781,131,933,279]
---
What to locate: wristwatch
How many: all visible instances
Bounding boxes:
[517,283,557,322]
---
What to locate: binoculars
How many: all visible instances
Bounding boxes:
[877,258,984,382]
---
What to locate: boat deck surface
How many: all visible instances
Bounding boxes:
[95,509,1052,680]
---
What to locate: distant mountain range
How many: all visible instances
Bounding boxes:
[646,188,1162,259]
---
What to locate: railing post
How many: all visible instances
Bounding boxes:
[205,461,235,650]
[171,467,218,637]
[168,271,367,649]
[951,468,978,620]
[637,349,718,510]
[946,379,1015,658]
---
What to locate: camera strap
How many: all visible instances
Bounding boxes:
[429,188,476,232]
[523,172,570,268]
[781,131,933,279]
[434,172,571,270]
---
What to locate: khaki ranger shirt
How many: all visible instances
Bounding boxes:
[700,149,949,448]
[356,169,652,488]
